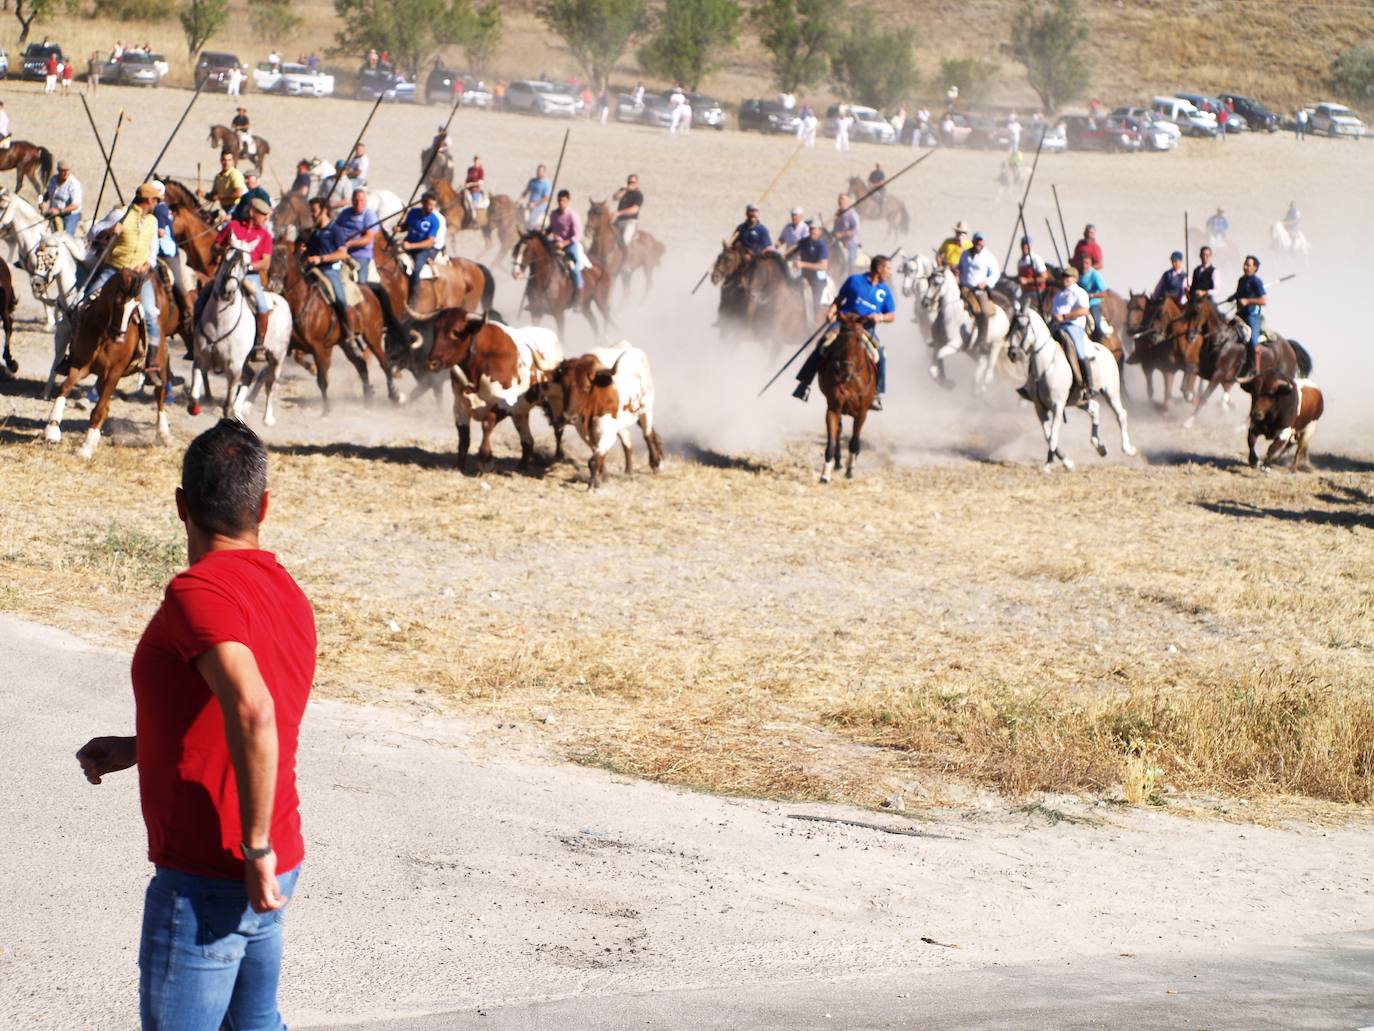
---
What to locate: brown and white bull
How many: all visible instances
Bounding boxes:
[543,343,663,490]
[426,308,563,472]
[1241,371,1323,471]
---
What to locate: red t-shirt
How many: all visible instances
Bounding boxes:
[216,220,274,265]
[1071,238,1104,269]
[132,549,316,879]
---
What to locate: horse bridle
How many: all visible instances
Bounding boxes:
[199,245,251,346]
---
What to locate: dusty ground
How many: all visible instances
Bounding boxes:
[1,81,1372,815]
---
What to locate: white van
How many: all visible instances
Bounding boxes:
[1150,96,1218,137]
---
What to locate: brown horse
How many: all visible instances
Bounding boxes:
[430,179,521,260]
[847,176,910,239]
[710,237,752,326]
[208,125,270,173]
[818,313,878,483]
[159,178,222,278]
[271,237,400,413]
[43,269,170,459]
[0,141,54,196]
[584,200,665,293]
[272,193,312,237]
[512,231,612,337]
[371,231,494,322]
[708,239,807,344]
[0,260,17,378]
[1182,295,1312,423]
[1125,293,1192,411]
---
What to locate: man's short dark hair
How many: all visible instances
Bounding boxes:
[1246,254,1261,269]
[221,150,234,160]
[557,189,570,200]
[181,419,267,536]
[308,195,328,209]
[870,255,890,273]
[420,191,436,203]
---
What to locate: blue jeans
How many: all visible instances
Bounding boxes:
[354,256,371,283]
[140,865,300,1031]
[320,264,347,307]
[244,272,271,314]
[85,266,161,345]
[564,241,584,289]
[876,345,887,393]
[1058,321,1088,359]
[62,211,80,235]
[406,247,435,295]
[1245,306,1262,361]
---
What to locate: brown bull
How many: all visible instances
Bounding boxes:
[543,345,662,490]
[1242,372,1323,471]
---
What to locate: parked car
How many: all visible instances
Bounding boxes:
[1150,96,1217,137]
[196,51,244,92]
[1038,122,1068,152]
[356,67,415,102]
[102,51,161,87]
[1217,93,1279,132]
[1174,92,1247,132]
[0,49,8,79]
[1062,114,1143,152]
[1308,101,1365,137]
[20,42,64,81]
[676,91,725,130]
[738,99,800,134]
[504,79,577,117]
[549,83,586,116]
[253,61,332,97]
[458,78,493,109]
[149,53,169,80]
[824,104,896,144]
[963,113,1008,149]
[1110,107,1181,149]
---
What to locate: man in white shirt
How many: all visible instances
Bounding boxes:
[668,87,687,135]
[1016,236,1048,301]
[346,143,369,185]
[1050,265,1095,396]
[1007,112,1022,153]
[957,232,1000,346]
[776,206,808,254]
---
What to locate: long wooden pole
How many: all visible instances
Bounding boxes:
[1052,184,1071,263]
[539,128,572,235]
[79,96,125,206]
[1001,129,1046,273]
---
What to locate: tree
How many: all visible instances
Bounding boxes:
[831,25,917,109]
[753,0,840,93]
[462,1,503,77]
[537,0,647,92]
[14,0,57,45]
[179,0,229,59]
[1330,46,1374,103]
[1005,0,1089,114]
[250,0,303,41]
[638,0,741,91]
[332,0,471,77]
[939,56,998,107]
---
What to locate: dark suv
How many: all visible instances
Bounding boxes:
[1217,93,1280,132]
[738,99,799,134]
[196,51,244,91]
[21,42,63,81]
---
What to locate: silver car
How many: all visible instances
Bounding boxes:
[103,52,161,88]
[505,79,577,117]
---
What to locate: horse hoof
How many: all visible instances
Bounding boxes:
[43,423,61,445]
[4,357,16,374]
[1063,458,1077,472]
[264,414,277,427]
[1041,462,1055,475]
[1123,445,1138,457]
[188,402,201,416]
[1181,416,1197,430]
[1094,440,1108,458]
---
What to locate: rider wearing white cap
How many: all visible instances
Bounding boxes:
[777,205,808,251]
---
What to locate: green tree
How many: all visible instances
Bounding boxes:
[638,0,741,91]
[250,0,303,41]
[1005,0,1089,113]
[752,0,840,93]
[333,0,471,76]
[462,1,503,77]
[14,0,57,45]
[179,0,230,59]
[938,56,998,107]
[1330,46,1374,103]
[831,24,917,109]
[537,0,648,92]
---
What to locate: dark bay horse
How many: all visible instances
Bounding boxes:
[208,125,270,173]
[584,200,665,294]
[0,260,17,378]
[43,269,170,458]
[1182,295,1312,425]
[848,176,910,239]
[512,231,611,337]
[1125,293,1192,410]
[818,312,878,483]
[0,140,54,196]
[709,239,807,345]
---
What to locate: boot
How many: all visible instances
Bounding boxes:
[1082,357,1097,399]
[869,395,883,411]
[251,311,270,362]
[338,306,365,360]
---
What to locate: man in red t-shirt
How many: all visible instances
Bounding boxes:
[77,419,316,1031]
[1070,223,1104,271]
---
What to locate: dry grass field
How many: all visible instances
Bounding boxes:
[0,79,1371,817]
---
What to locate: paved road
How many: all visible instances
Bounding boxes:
[2,611,1371,1030]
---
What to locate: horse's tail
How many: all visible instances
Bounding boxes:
[898,204,911,236]
[1291,339,1313,377]
[37,146,53,187]
[477,262,495,313]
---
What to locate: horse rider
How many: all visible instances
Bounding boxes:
[519,163,551,230]
[81,182,163,384]
[334,186,381,283]
[346,143,369,186]
[195,197,275,361]
[206,149,245,218]
[868,163,886,212]
[1016,236,1048,299]
[1150,251,1188,307]
[1190,246,1216,302]
[938,220,970,270]
[776,206,808,256]
[1282,201,1300,236]
[1205,207,1229,246]
[794,218,830,325]
[41,160,83,235]
[424,127,453,185]
[546,188,586,301]
[611,174,643,250]
[1225,254,1267,375]
[323,160,354,211]
[231,106,255,159]
[735,203,772,255]
[1076,251,1108,341]
[462,154,485,226]
[1070,223,1103,270]
[290,158,313,198]
[957,232,999,347]
[399,191,445,304]
[793,254,896,410]
[303,195,365,357]
[1048,265,1096,398]
[832,193,860,269]
[231,170,271,223]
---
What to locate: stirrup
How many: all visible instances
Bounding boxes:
[792,383,810,402]
[250,344,267,362]
[869,396,883,411]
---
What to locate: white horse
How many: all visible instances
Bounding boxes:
[1006,305,1136,471]
[307,160,401,223]
[920,265,1016,393]
[188,239,292,425]
[0,188,85,332]
[1270,222,1310,260]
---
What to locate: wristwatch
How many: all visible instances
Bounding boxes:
[240,841,273,861]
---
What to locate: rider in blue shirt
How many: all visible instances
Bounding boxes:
[332,187,381,282]
[793,255,896,410]
[1075,253,1107,340]
[1226,254,1267,374]
[735,203,772,254]
[303,195,363,355]
[401,193,443,301]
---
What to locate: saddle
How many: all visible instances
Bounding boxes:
[821,324,880,363]
[1232,317,1270,346]
[309,265,362,306]
[395,251,448,282]
[0,138,10,151]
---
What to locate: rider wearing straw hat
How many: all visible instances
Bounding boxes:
[938,220,971,270]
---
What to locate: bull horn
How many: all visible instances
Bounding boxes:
[609,351,626,376]
[451,365,471,390]
[532,346,559,373]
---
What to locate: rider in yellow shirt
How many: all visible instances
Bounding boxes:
[938,220,971,270]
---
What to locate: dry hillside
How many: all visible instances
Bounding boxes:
[13,0,1374,114]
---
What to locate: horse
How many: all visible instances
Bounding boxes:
[370,231,494,322]
[0,140,54,196]
[0,259,17,379]
[512,231,612,337]
[710,237,752,327]
[1005,305,1136,472]
[708,238,808,344]
[1124,292,1194,411]
[271,236,401,413]
[584,200,665,294]
[429,179,521,260]
[818,312,879,483]
[187,238,292,425]
[159,178,223,277]
[920,265,1015,393]
[0,186,82,332]
[1270,222,1310,260]
[847,176,910,239]
[208,125,270,173]
[43,269,171,459]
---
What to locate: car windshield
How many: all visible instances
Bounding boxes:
[27,45,60,57]
[281,64,309,73]
[759,102,786,113]
[1327,105,1354,116]
[123,53,154,64]
[526,82,555,93]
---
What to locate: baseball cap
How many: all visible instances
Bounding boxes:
[249,197,272,215]
[57,159,70,171]
[790,206,804,216]
[136,182,160,200]
[1170,250,1183,261]
[972,232,985,242]
[1063,265,1079,278]
[746,203,760,213]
